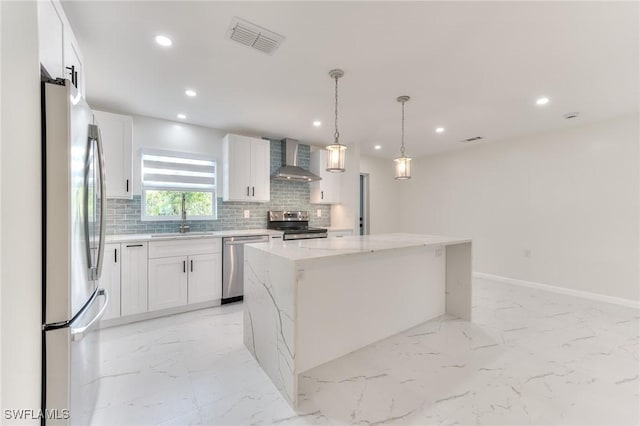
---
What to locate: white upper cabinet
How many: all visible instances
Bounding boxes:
[37,0,85,94]
[63,27,85,94]
[222,134,270,202]
[309,149,342,204]
[93,110,133,199]
[38,0,64,81]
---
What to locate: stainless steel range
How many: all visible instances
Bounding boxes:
[267,211,328,240]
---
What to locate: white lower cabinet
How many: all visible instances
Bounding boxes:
[120,242,149,316]
[99,243,121,320]
[148,256,188,311]
[188,253,222,304]
[148,237,222,310]
[102,237,222,325]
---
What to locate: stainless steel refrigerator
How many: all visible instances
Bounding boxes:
[41,79,109,425]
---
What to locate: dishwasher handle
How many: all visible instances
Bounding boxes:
[223,236,269,245]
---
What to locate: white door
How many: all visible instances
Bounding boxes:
[99,243,121,320]
[120,243,148,316]
[148,256,188,311]
[250,139,271,202]
[93,111,133,199]
[188,253,221,304]
[310,150,341,204]
[224,135,251,201]
[37,0,65,79]
[63,26,84,92]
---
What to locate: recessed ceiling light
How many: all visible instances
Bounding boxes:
[435,127,445,133]
[155,35,173,47]
[313,120,322,127]
[536,97,550,105]
[374,145,382,150]
[177,113,186,119]
[185,89,197,97]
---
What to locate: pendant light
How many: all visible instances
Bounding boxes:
[394,96,412,180]
[326,69,346,172]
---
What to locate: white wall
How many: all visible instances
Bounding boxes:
[0,1,42,422]
[359,156,403,234]
[400,115,639,302]
[126,115,228,195]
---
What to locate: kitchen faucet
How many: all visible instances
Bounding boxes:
[179,193,190,233]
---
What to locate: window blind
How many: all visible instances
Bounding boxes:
[141,152,216,191]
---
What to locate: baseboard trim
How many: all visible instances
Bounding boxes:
[473,272,640,309]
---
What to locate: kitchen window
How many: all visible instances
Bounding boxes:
[141,150,217,221]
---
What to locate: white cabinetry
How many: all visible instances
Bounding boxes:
[120,243,148,316]
[310,150,342,204]
[93,111,133,199]
[99,243,121,320]
[148,238,222,311]
[222,134,270,202]
[148,257,188,311]
[188,253,222,304]
[37,0,85,94]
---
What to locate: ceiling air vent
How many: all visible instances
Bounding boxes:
[461,136,484,143]
[225,17,285,55]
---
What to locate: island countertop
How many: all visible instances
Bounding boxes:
[246,232,471,261]
[243,232,473,407]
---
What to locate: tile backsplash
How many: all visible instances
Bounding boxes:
[106,141,331,234]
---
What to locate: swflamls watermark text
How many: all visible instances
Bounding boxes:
[4,409,70,420]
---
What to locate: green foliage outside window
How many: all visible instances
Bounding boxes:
[144,190,214,218]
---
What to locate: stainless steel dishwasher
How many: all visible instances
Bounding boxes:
[222,235,270,303]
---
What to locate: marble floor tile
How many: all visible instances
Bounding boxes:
[91,279,639,425]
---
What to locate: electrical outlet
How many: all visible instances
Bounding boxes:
[524,249,531,258]
[243,210,250,219]
[317,209,322,217]
[435,248,443,257]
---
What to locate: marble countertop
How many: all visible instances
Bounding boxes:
[246,233,471,261]
[106,229,283,243]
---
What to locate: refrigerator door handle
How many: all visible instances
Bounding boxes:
[93,124,107,280]
[71,288,109,342]
[85,124,107,281]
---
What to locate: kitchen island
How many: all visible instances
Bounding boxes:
[243,233,472,407]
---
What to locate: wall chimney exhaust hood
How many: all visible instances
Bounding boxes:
[271,139,322,182]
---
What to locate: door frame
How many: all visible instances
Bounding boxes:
[359,173,370,235]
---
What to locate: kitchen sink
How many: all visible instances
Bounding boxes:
[150,232,213,237]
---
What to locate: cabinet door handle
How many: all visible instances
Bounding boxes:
[321,191,324,200]
[183,260,186,273]
[126,179,129,193]
[190,260,193,272]
[246,186,250,196]
[114,248,118,263]
[126,244,143,248]
[252,186,255,197]
[65,65,76,87]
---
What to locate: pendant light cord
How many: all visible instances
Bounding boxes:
[334,74,340,145]
[400,99,406,156]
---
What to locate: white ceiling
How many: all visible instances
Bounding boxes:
[62,1,639,159]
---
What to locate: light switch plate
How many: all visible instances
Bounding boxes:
[244,210,250,219]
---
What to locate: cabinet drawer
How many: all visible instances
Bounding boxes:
[149,237,221,258]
